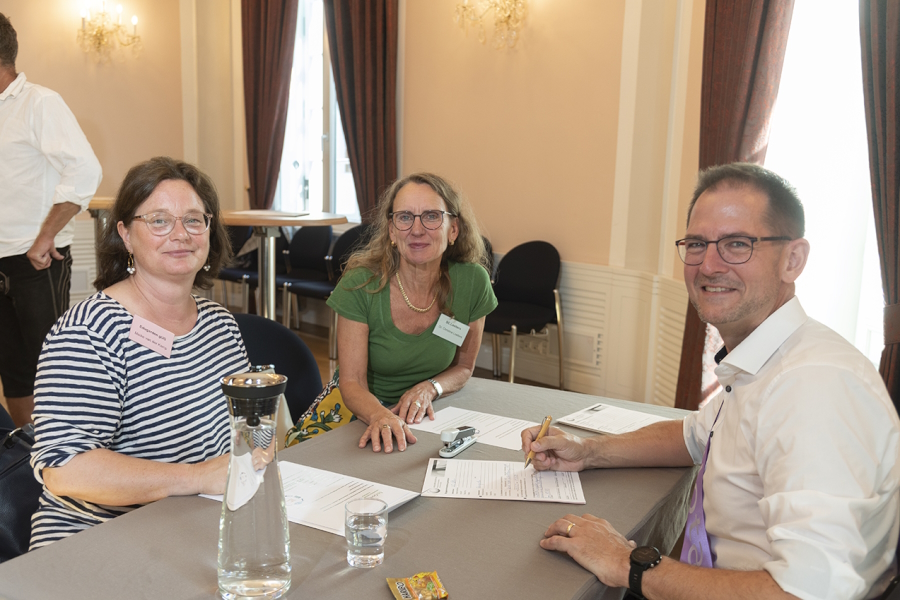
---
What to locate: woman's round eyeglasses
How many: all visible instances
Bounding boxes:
[389,210,454,231]
[675,235,792,265]
[134,211,213,236]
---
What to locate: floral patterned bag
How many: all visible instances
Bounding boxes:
[285,373,356,446]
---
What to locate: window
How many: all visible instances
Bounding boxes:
[274,0,360,224]
[765,0,883,365]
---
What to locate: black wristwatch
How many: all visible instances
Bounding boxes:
[628,545,661,598]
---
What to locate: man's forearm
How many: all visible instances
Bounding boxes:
[585,419,694,469]
[641,557,797,600]
[37,201,82,243]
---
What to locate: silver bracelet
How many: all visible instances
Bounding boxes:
[428,378,443,400]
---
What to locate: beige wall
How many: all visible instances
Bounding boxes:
[675,0,705,280]
[1,0,702,267]
[0,0,184,197]
[401,0,703,273]
[195,0,239,208]
[401,0,626,265]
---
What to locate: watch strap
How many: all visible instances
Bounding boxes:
[629,546,661,598]
[428,378,443,399]
[628,562,645,598]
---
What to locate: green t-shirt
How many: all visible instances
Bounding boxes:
[326,261,497,405]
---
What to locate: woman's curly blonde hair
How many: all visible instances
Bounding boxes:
[343,173,489,316]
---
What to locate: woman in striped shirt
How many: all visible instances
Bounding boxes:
[29,157,249,549]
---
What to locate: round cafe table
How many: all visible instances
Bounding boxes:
[222,210,347,319]
[87,199,348,320]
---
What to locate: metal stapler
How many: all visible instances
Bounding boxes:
[438,426,478,458]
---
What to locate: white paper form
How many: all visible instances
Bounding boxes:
[407,406,538,451]
[558,403,673,435]
[202,461,418,536]
[420,458,585,504]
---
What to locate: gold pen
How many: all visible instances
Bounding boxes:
[525,415,552,468]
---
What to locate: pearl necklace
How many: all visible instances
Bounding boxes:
[396,272,436,313]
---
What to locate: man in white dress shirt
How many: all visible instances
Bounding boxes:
[0,13,102,427]
[523,163,900,600]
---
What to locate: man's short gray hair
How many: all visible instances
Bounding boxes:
[687,163,805,239]
[0,13,17,70]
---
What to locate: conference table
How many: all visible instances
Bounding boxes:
[86,199,348,320]
[0,378,693,600]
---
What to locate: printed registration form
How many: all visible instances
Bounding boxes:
[420,458,585,504]
[558,403,673,435]
[407,406,538,451]
[202,462,418,536]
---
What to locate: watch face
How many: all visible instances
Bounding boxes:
[631,546,661,566]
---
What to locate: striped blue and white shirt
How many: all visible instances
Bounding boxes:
[29,292,249,549]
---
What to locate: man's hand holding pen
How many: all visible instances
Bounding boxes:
[521,425,598,472]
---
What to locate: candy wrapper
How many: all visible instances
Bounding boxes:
[386,571,448,600]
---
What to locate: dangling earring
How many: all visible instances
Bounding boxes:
[126,253,136,275]
[203,257,211,272]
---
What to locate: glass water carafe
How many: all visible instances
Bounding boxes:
[217,371,291,600]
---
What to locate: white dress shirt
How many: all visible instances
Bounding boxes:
[0,72,102,259]
[683,296,900,600]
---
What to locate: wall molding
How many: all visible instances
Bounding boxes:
[476,257,688,407]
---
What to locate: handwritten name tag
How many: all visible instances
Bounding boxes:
[128,315,175,358]
[433,313,469,347]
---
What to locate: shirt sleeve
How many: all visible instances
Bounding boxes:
[681,394,723,465]
[33,92,102,210]
[326,268,377,324]
[462,262,497,323]
[30,322,126,482]
[754,366,900,600]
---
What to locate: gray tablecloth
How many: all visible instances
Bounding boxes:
[0,378,693,600]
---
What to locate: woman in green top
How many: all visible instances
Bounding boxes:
[330,173,496,453]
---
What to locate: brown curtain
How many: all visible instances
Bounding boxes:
[324,0,399,222]
[860,1,900,410]
[674,0,795,410]
[242,0,299,210]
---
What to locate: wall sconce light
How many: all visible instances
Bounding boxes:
[77,1,142,62]
[454,0,526,49]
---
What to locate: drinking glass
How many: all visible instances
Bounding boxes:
[344,498,388,568]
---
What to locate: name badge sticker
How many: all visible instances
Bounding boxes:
[128,315,175,358]
[433,313,469,347]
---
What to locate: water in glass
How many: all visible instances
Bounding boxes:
[345,498,388,568]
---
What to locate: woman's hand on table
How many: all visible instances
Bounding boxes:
[392,381,437,424]
[359,409,418,453]
[193,453,231,495]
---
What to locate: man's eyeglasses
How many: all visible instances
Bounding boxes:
[389,210,455,231]
[675,236,792,265]
[134,212,213,236]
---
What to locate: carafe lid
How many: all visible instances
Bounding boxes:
[220,372,288,399]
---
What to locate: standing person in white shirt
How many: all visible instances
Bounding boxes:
[0,13,102,427]
[522,163,900,600]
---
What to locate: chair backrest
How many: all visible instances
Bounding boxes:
[225,226,255,269]
[492,241,560,309]
[288,226,333,273]
[233,313,323,422]
[0,404,13,431]
[0,422,41,563]
[327,224,372,282]
[482,236,495,282]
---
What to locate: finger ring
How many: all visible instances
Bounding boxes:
[565,522,575,536]
[414,401,422,408]
[381,424,391,429]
